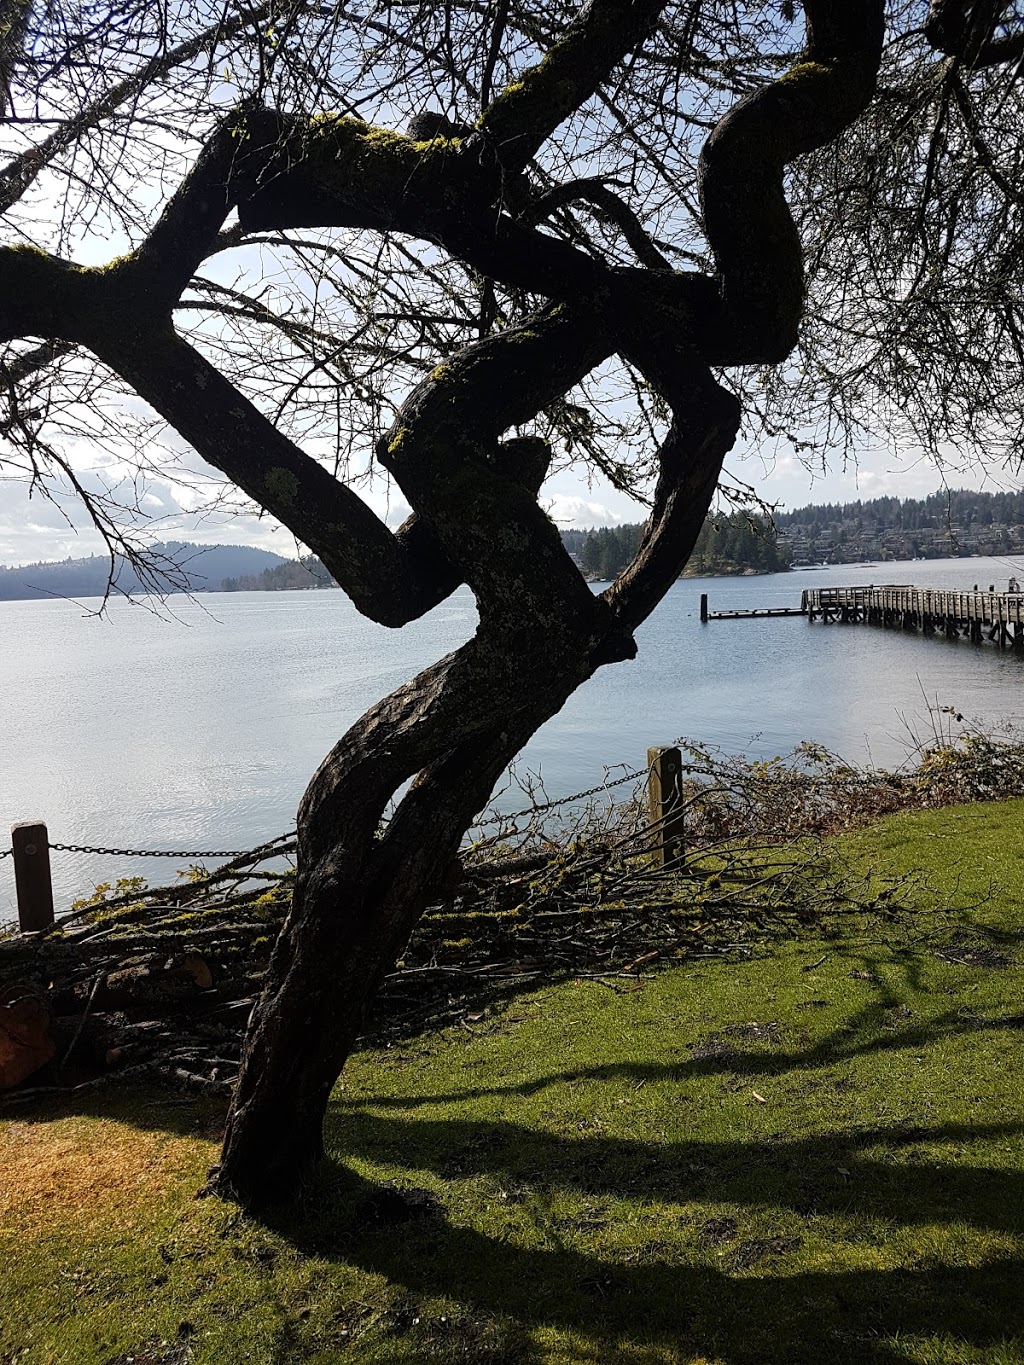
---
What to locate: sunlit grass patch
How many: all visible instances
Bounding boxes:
[838,795,1024,928]
[0,1111,206,1237]
[2,798,1023,1363]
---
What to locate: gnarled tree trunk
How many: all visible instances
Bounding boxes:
[207,359,742,1204]
[204,0,884,1207]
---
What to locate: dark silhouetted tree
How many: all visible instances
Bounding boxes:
[2,0,1022,1204]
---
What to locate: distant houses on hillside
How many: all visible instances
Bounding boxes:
[775,490,1024,564]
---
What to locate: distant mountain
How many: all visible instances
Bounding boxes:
[0,541,291,602]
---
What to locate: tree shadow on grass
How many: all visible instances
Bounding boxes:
[326,1109,1024,1234]
[261,1116,1024,1365]
[5,957,1024,1362]
[8,969,1024,1153]
[345,1000,1024,1110]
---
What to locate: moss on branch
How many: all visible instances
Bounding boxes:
[237,114,496,237]
[0,244,145,344]
[476,0,665,170]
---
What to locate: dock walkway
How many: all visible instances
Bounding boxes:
[701,585,1024,649]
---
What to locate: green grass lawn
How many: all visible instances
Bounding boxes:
[2,799,1023,1365]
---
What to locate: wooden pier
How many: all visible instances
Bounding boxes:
[701,585,1024,649]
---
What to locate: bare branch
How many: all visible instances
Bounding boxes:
[925,0,1024,68]
[92,324,456,627]
[0,0,276,216]
[519,176,674,269]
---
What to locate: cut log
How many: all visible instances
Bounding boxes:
[183,952,214,991]
[0,988,56,1088]
[84,953,216,1012]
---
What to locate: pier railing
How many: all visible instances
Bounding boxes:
[803,585,1024,632]
[703,582,1024,648]
[802,585,1024,626]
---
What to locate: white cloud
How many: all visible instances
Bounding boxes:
[543,494,631,529]
[0,470,297,566]
[365,489,412,529]
[2,408,1009,570]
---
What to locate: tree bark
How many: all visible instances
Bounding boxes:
[203,0,885,1207]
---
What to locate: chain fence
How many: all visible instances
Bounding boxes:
[48,841,276,859]
[468,766,645,829]
[0,765,652,866]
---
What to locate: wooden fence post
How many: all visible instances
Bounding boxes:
[12,822,54,932]
[647,746,685,869]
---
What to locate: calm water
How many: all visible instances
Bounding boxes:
[3,555,1023,916]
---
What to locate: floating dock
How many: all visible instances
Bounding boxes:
[701,585,1024,649]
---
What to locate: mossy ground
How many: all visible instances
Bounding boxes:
[2,800,1023,1364]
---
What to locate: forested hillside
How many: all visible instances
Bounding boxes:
[5,490,1017,604]
[560,489,1024,578]
[562,511,790,579]
[220,556,336,591]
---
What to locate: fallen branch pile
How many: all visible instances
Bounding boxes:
[3,730,1014,1103]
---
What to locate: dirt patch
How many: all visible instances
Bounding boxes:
[689,1021,781,1060]
[700,1215,739,1247]
[722,1021,781,1042]
[355,1184,444,1229]
[0,1117,210,1233]
[688,1038,737,1061]
[883,1005,914,1031]
[935,941,1011,969]
[104,1341,192,1365]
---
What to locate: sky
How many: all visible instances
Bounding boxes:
[0,420,1014,568]
[2,2,1020,570]
[2,68,1016,570]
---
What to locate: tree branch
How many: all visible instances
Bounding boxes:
[0,0,277,216]
[127,111,284,311]
[0,338,73,387]
[0,0,32,117]
[698,0,885,361]
[378,303,630,651]
[479,0,512,111]
[925,0,1024,68]
[950,72,1024,207]
[90,325,457,627]
[475,0,668,172]
[518,177,674,270]
[603,353,740,631]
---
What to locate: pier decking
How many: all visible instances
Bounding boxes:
[702,585,1024,649]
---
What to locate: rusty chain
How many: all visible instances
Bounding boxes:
[0,767,653,862]
[49,841,270,859]
[469,767,645,830]
[0,836,294,862]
